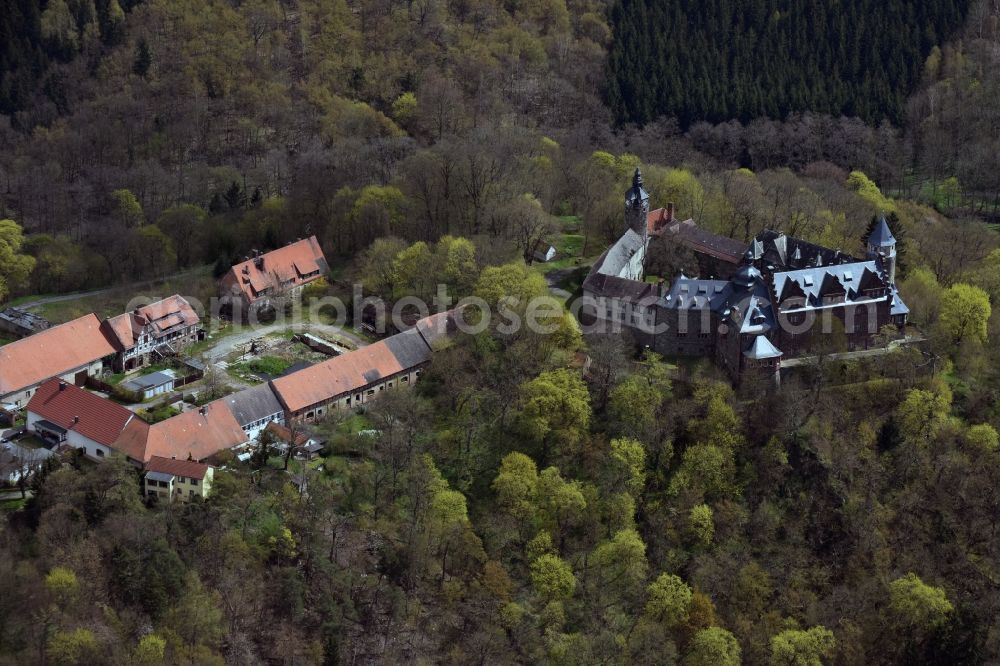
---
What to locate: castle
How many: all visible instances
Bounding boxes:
[581,169,909,384]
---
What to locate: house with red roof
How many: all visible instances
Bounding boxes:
[0,314,117,409]
[25,379,150,461]
[219,237,328,320]
[143,456,214,502]
[101,295,203,372]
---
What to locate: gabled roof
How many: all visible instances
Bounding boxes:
[744,336,783,360]
[817,271,847,298]
[265,421,311,447]
[218,383,284,428]
[384,328,433,368]
[221,237,329,304]
[868,217,896,247]
[664,219,747,263]
[0,314,116,396]
[415,311,456,350]
[102,295,200,350]
[142,402,248,462]
[771,261,882,312]
[271,329,431,413]
[145,455,211,480]
[26,379,141,447]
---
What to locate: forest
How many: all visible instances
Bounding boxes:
[3,0,1000,664]
[606,0,974,127]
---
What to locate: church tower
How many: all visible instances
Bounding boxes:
[625,167,650,237]
[866,215,897,285]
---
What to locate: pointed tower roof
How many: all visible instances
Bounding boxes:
[625,167,649,208]
[744,335,783,360]
[868,216,896,247]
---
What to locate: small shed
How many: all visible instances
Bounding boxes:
[122,369,177,400]
[531,239,558,263]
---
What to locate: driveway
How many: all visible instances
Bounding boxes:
[204,322,368,362]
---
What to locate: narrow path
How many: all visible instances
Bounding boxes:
[781,335,927,368]
[14,266,208,312]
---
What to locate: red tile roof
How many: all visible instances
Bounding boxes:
[265,421,310,446]
[271,339,405,413]
[145,455,211,480]
[102,295,200,350]
[142,402,248,462]
[26,379,142,447]
[0,315,116,396]
[221,237,328,304]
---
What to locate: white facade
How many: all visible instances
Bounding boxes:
[2,359,106,410]
[25,410,113,460]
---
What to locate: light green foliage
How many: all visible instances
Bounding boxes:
[769,626,836,666]
[966,423,999,453]
[668,444,735,499]
[112,188,145,228]
[645,573,692,627]
[688,504,714,547]
[889,573,953,632]
[437,235,478,293]
[475,261,550,307]
[391,91,418,123]
[684,626,742,666]
[608,375,662,439]
[592,528,648,588]
[900,267,943,326]
[847,171,895,213]
[896,387,952,445]
[44,566,79,603]
[133,634,167,666]
[609,437,646,495]
[530,553,577,601]
[354,184,407,236]
[493,452,539,519]
[937,283,991,345]
[690,396,745,451]
[0,219,35,302]
[536,467,587,533]
[518,369,591,454]
[654,167,705,217]
[526,531,555,561]
[392,241,433,294]
[47,628,99,666]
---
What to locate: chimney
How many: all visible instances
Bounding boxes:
[199,406,207,416]
[72,416,79,424]
[58,381,66,391]
[666,202,675,222]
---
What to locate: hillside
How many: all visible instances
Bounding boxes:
[606,0,974,127]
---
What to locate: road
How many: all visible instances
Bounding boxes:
[14,266,209,312]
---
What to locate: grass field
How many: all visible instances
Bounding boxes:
[25,265,217,324]
[0,498,27,512]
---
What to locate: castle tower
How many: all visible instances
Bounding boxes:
[625,167,650,237]
[866,215,897,285]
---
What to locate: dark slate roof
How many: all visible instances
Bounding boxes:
[220,383,284,427]
[594,229,646,278]
[890,290,910,316]
[121,370,175,391]
[668,221,747,263]
[625,168,649,208]
[771,260,881,311]
[661,279,733,312]
[744,336,783,360]
[868,217,896,247]
[384,328,433,369]
[754,230,857,271]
